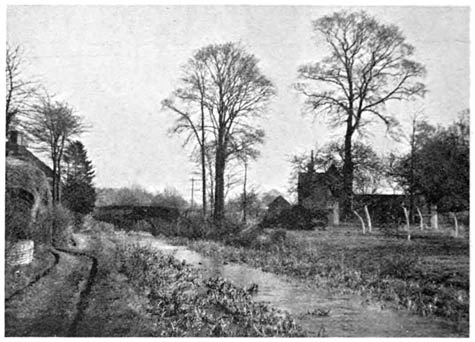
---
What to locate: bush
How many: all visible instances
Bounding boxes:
[50,205,74,247]
[146,213,210,239]
[6,157,52,244]
[62,180,96,216]
[379,254,420,281]
[269,229,287,244]
[263,205,327,230]
[5,188,34,242]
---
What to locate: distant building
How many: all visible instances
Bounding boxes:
[296,152,433,226]
[297,161,340,212]
[266,195,291,220]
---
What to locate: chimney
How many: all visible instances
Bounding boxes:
[9,130,19,145]
[8,130,26,146]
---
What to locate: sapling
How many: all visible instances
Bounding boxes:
[364,205,372,233]
[353,210,366,234]
[401,205,411,241]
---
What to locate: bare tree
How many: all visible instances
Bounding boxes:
[164,42,275,223]
[27,96,84,204]
[164,57,209,217]
[5,45,39,135]
[296,11,426,217]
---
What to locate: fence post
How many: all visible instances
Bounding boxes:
[353,210,366,234]
[416,207,424,230]
[430,205,439,230]
[364,205,372,233]
[402,205,411,241]
[451,212,459,237]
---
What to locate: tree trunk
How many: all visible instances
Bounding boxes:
[213,146,226,224]
[200,100,207,218]
[206,154,214,214]
[52,154,58,204]
[56,157,62,203]
[409,126,416,224]
[242,161,248,224]
[342,123,354,219]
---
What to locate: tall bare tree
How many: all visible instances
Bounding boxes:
[27,96,84,204]
[164,57,209,217]
[5,45,38,135]
[164,42,275,223]
[295,11,426,217]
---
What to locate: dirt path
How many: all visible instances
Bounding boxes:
[5,251,88,336]
[72,233,158,336]
[5,234,156,337]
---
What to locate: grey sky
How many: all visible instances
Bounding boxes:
[7,6,470,199]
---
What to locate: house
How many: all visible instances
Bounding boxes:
[297,152,434,227]
[6,130,53,264]
[297,160,340,211]
[266,195,292,220]
[6,130,54,184]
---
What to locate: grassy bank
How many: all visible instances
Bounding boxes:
[5,244,55,299]
[168,225,469,332]
[115,242,307,337]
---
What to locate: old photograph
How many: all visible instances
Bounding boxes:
[4,4,470,337]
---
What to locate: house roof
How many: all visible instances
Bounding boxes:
[268,195,291,209]
[6,141,54,180]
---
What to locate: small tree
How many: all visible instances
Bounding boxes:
[296,11,426,217]
[63,140,95,183]
[62,141,96,220]
[27,96,84,204]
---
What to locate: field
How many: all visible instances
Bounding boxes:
[171,224,469,334]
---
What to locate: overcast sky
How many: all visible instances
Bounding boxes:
[7,5,470,200]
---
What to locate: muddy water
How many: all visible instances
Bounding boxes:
[133,235,459,337]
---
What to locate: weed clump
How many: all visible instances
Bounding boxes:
[116,244,306,337]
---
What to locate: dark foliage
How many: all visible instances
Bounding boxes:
[62,140,96,218]
[93,205,181,233]
[392,113,469,213]
[5,188,35,241]
[262,205,328,230]
[50,205,74,247]
[353,195,407,225]
[63,180,96,215]
[6,158,52,243]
